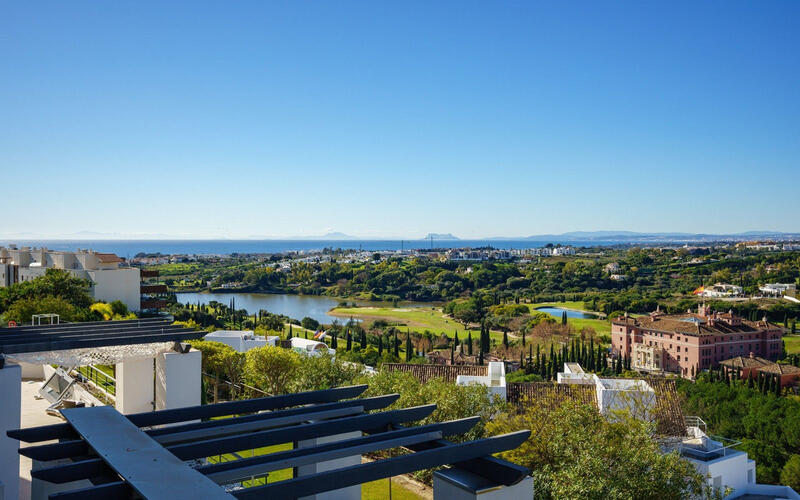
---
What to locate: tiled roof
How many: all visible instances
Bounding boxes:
[382,363,487,383]
[96,253,123,263]
[720,355,774,369]
[613,314,777,337]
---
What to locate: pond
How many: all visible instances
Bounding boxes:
[175,292,429,325]
[535,307,598,319]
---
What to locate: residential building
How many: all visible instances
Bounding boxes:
[204,330,279,352]
[0,246,141,311]
[604,262,621,273]
[289,337,336,356]
[759,283,797,296]
[551,246,576,256]
[695,283,744,298]
[612,305,783,377]
[720,353,800,388]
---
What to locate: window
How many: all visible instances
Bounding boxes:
[747,470,753,484]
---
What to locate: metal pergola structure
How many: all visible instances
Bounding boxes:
[0,317,202,357]
[9,385,531,500]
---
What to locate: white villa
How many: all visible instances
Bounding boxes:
[204,330,279,352]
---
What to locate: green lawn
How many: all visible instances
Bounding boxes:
[205,442,293,485]
[784,335,800,355]
[362,478,426,500]
[329,301,612,343]
[329,306,504,342]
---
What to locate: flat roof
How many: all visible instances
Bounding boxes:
[0,317,202,355]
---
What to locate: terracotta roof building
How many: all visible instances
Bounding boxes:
[612,304,783,377]
[721,353,800,388]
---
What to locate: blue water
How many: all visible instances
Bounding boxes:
[0,239,626,258]
[536,307,598,319]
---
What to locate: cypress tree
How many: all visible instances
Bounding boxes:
[378,335,383,356]
[562,310,567,326]
[454,331,460,346]
[331,333,338,349]
[528,344,533,364]
[479,350,484,366]
[775,375,782,396]
[287,324,293,340]
[360,330,367,350]
[467,331,473,355]
[394,330,399,358]
[502,331,509,348]
[346,331,352,351]
[406,333,412,362]
[450,344,454,364]
[793,320,797,335]
[522,331,526,347]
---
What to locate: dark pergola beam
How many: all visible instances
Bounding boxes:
[200,417,480,484]
[232,431,531,500]
[0,330,201,354]
[0,324,191,344]
[11,385,373,444]
[32,394,401,484]
[0,317,170,334]
[168,404,436,460]
[48,480,129,500]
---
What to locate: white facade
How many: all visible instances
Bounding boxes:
[699,283,744,298]
[678,425,800,499]
[205,330,279,352]
[0,246,141,311]
[456,362,507,400]
[759,283,797,296]
[290,337,336,356]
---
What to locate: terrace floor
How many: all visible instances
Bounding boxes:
[19,379,64,500]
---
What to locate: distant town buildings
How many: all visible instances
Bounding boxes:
[0,246,141,311]
[612,305,783,377]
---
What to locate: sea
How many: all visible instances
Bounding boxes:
[0,239,628,258]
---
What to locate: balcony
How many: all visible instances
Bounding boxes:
[140,298,167,310]
[140,284,167,294]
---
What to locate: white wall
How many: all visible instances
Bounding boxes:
[155,349,201,412]
[87,267,141,311]
[0,364,21,500]
[116,358,155,414]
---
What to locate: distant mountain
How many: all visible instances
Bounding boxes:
[423,233,460,240]
[511,230,800,243]
[282,232,358,240]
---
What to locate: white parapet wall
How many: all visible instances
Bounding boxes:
[156,348,202,411]
[456,362,507,400]
[116,358,155,414]
[0,363,21,500]
[297,431,362,500]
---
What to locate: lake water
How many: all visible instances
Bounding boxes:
[175,292,428,325]
[536,307,598,319]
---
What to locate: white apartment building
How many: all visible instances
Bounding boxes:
[0,246,141,311]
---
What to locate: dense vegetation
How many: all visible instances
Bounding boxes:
[677,372,800,486]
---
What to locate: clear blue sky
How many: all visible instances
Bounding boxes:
[2,2,798,239]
